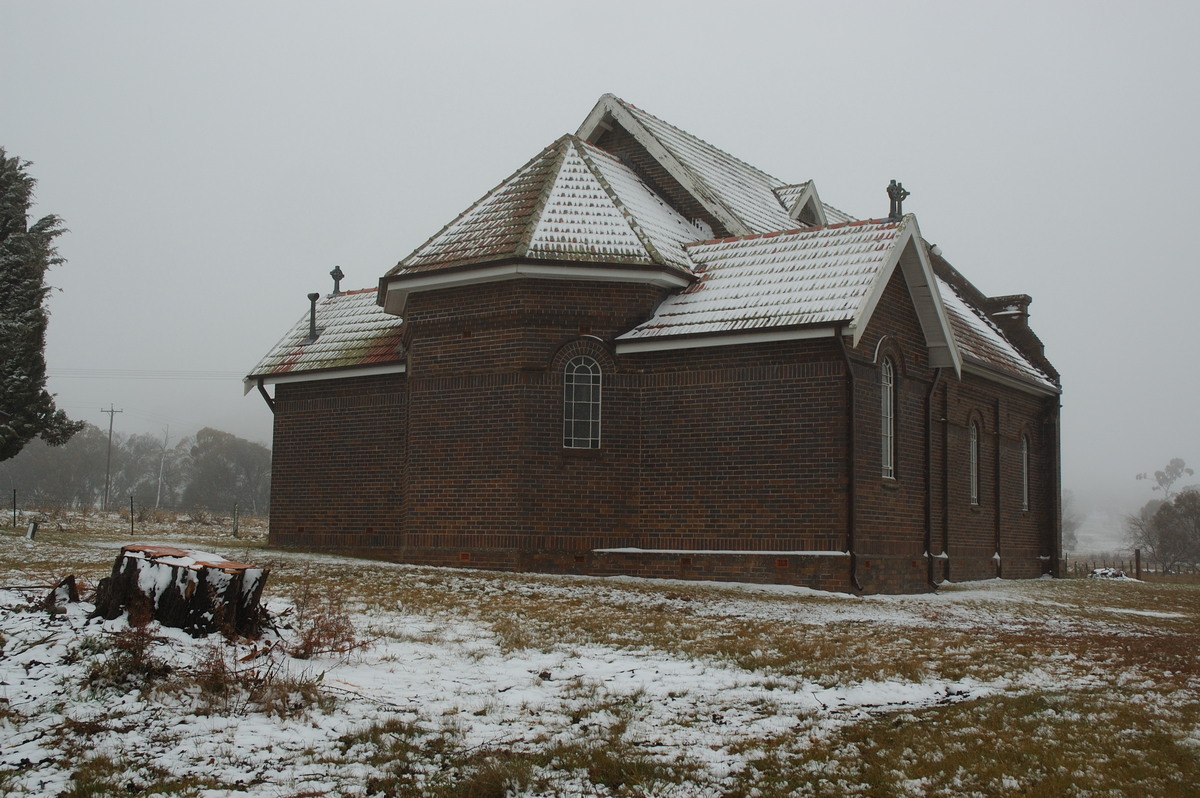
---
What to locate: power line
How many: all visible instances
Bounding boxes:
[48,368,244,381]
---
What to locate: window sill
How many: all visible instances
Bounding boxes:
[881,477,900,490]
[562,446,603,460]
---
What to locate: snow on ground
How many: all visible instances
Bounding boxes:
[1,526,1197,796]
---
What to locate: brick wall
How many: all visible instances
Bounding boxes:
[266,266,1058,596]
[269,373,407,551]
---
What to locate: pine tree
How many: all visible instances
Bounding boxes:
[0,148,82,461]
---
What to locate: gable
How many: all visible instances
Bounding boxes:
[848,218,961,375]
[578,94,797,236]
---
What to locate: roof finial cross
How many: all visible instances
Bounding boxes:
[887,180,910,221]
[330,265,344,296]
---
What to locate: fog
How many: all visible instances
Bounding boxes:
[4,1,1196,548]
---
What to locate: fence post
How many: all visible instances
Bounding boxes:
[130,495,135,538]
[1135,549,1141,580]
[11,489,15,527]
[232,503,239,539]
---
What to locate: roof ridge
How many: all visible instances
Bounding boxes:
[513,136,575,259]
[328,287,377,298]
[684,217,902,248]
[616,97,785,186]
[574,139,669,269]
[388,136,571,275]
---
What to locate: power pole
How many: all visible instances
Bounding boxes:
[101,404,123,512]
[155,425,169,509]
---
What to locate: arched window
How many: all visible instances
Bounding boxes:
[969,421,980,505]
[1021,435,1030,511]
[563,355,602,449]
[881,357,895,479]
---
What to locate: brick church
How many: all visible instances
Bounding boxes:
[246,94,1061,594]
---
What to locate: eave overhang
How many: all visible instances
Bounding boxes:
[242,361,407,395]
[379,257,693,317]
[847,218,963,378]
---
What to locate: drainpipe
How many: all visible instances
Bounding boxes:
[1045,398,1063,577]
[256,377,275,414]
[994,398,1003,578]
[925,368,943,589]
[837,328,863,592]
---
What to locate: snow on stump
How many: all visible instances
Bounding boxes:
[92,544,270,637]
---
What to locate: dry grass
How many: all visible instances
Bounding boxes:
[4,516,1200,796]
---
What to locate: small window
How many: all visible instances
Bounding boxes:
[563,355,601,448]
[1021,435,1030,511]
[969,421,980,505]
[881,357,895,478]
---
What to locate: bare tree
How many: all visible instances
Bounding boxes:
[1136,458,1195,500]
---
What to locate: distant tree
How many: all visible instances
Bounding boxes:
[1124,490,1200,574]
[182,428,271,514]
[6,422,108,508]
[1061,490,1083,553]
[0,148,82,461]
[1136,458,1194,500]
[1154,490,1200,568]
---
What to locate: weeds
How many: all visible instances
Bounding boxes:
[82,625,172,691]
[189,638,335,718]
[284,582,360,659]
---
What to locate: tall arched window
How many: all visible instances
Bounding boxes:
[881,357,895,478]
[969,421,980,505]
[563,355,602,449]
[1021,435,1030,511]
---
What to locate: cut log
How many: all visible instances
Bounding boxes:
[92,544,270,637]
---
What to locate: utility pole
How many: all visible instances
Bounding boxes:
[101,404,123,512]
[155,425,169,509]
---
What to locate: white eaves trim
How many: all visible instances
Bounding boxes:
[242,362,407,394]
[848,217,962,377]
[382,261,691,316]
[616,325,835,354]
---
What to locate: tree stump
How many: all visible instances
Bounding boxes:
[92,544,270,637]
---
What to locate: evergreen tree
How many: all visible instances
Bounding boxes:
[0,148,82,461]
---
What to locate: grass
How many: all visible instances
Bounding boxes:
[2,513,1199,796]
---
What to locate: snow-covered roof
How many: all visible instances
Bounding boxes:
[619,219,904,340]
[251,93,1055,395]
[579,95,799,236]
[937,278,1057,392]
[389,136,703,277]
[245,288,404,385]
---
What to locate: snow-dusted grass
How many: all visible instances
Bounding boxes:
[2,514,1198,796]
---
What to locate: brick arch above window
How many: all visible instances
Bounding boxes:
[871,335,909,378]
[549,337,617,373]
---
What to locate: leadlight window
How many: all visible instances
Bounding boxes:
[563,355,601,449]
[969,421,980,506]
[1021,435,1030,511]
[881,357,895,478]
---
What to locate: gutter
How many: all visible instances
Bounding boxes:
[837,328,863,592]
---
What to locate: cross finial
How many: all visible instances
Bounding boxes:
[887,180,910,220]
[330,265,344,296]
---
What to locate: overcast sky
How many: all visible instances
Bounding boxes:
[4,1,1197,544]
